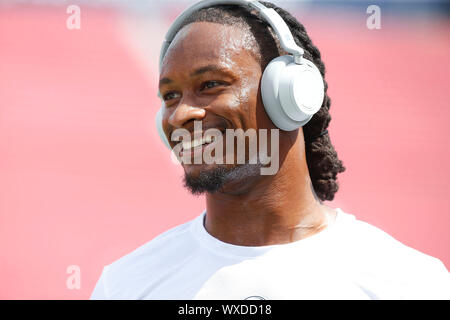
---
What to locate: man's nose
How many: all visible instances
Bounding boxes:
[167,98,206,128]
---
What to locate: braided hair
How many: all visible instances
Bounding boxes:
[169,1,346,201]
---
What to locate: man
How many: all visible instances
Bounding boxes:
[91,1,449,299]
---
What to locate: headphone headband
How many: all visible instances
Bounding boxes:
[158,0,305,72]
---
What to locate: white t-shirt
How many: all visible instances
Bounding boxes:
[90,208,450,299]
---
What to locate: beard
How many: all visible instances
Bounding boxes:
[183,163,263,195]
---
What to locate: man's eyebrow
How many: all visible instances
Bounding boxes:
[159,78,173,86]
[190,64,234,77]
[159,64,235,88]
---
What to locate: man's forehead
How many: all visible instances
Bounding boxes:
[160,22,257,76]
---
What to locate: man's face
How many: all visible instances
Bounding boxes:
[158,22,274,193]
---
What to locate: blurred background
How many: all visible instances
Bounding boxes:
[0,0,449,299]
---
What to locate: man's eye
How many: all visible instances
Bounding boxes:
[163,92,180,101]
[201,81,222,90]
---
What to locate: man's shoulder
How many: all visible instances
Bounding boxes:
[101,214,202,296]
[118,221,191,261]
[337,209,445,266]
[112,214,200,266]
[334,209,449,297]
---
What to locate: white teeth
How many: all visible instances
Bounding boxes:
[192,138,204,149]
[182,138,204,150]
[182,135,217,150]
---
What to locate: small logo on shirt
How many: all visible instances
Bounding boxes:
[244,295,266,300]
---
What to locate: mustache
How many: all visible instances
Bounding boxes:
[169,119,231,138]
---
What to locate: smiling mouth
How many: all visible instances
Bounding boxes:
[181,131,223,154]
[182,135,215,151]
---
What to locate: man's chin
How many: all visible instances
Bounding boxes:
[182,164,233,195]
[182,163,262,195]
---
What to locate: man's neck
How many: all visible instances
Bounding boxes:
[204,141,335,247]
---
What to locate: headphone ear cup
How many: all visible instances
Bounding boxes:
[261,55,324,131]
[155,107,171,149]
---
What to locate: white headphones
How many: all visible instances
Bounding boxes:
[156,0,324,149]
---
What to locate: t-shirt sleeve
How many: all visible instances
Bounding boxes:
[424,257,450,299]
[90,266,110,300]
